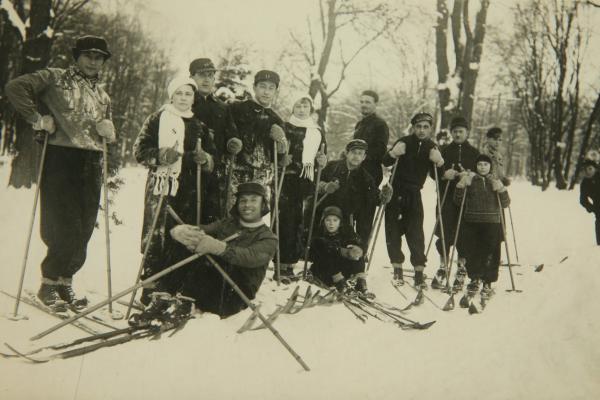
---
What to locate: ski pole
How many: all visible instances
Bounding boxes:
[270,162,287,227]
[497,193,520,292]
[302,145,326,279]
[102,138,114,316]
[196,138,202,226]
[365,158,399,271]
[124,167,171,319]
[273,142,281,286]
[424,182,450,259]
[30,232,240,341]
[11,133,49,320]
[507,204,520,263]
[445,186,467,292]
[433,165,448,273]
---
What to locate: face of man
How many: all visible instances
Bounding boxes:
[359,95,377,117]
[477,161,491,176]
[237,194,263,222]
[324,215,341,234]
[451,127,468,144]
[584,165,597,178]
[412,121,432,140]
[254,81,277,107]
[171,85,195,112]
[192,70,216,96]
[346,148,367,169]
[488,136,502,148]
[293,99,312,120]
[76,52,106,78]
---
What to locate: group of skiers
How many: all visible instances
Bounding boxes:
[6,34,521,320]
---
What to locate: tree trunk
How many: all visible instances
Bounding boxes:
[435,0,451,128]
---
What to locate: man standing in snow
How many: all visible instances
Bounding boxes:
[580,159,600,245]
[5,35,115,309]
[431,116,479,290]
[170,182,278,317]
[189,57,236,221]
[482,127,510,186]
[383,112,444,289]
[225,70,287,211]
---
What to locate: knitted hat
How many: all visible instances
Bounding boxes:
[450,116,469,131]
[322,206,343,220]
[254,70,280,87]
[411,112,433,126]
[476,154,493,165]
[346,139,368,152]
[167,76,198,99]
[486,127,503,139]
[72,35,111,60]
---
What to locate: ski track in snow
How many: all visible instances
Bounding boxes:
[0,165,599,400]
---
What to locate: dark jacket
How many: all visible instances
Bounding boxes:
[202,218,278,297]
[383,134,437,190]
[353,113,389,185]
[580,173,600,213]
[228,99,284,168]
[192,93,236,162]
[454,175,510,223]
[5,66,112,152]
[436,140,480,195]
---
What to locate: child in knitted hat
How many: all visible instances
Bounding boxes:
[309,206,370,295]
[453,154,510,300]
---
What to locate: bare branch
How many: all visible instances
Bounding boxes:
[289,31,314,65]
[306,16,316,65]
[586,0,600,7]
[319,0,327,40]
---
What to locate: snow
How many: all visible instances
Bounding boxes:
[469,62,480,70]
[0,0,26,39]
[1,166,599,400]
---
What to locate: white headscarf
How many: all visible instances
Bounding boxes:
[288,95,321,181]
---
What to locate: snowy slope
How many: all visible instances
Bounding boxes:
[0,165,599,400]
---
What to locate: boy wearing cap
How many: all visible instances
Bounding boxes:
[6,35,116,309]
[431,116,479,290]
[309,206,365,293]
[190,57,236,220]
[225,69,287,211]
[482,127,510,186]
[170,182,278,317]
[383,112,444,289]
[580,159,600,245]
[454,154,510,298]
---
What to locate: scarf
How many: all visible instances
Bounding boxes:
[240,219,266,229]
[152,104,193,196]
[288,114,321,181]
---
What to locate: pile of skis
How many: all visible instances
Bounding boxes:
[1,293,193,363]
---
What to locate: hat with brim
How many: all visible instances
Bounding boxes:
[346,139,368,152]
[322,206,343,220]
[189,58,217,75]
[72,35,111,59]
[254,70,280,87]
[230,182,270,217]
[450,116,469,131]
[411,112,433,126]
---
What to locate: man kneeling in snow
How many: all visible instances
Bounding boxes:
[170,182,277,317]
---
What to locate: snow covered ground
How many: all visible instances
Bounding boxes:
[1,165,599,400]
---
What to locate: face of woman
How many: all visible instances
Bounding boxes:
[171,85,195,112]
[293,99,312,120]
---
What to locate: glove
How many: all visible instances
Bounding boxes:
[501,176,512,187]
[226,138,243,155]
[456,171,474,188]
[429,148,444,167]
[316,152,328,168]
[324,180,340,194]
[281,154,293,167]
[346,244,363,260]
[96,119,116,143]
[193,149,210,165]
[491,179,505,192]
[270,124,286,143]
[276,137,288,154]
[443,169,458,180]
[170,225,204,251]
[194,234,227,256]
[158,146,181,165]
[379,184,393,204]
[32,114,56,134]
[389,142,406,158]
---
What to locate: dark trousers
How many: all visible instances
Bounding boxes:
[311,257,364,286]
[462,221,503,283]
[278,174,308,264]
[384,185,426,267]
[40,145,102,280]
[595,211,600,245]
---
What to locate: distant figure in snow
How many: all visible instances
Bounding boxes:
[454,154,510,298]
[579,158,600,245]
[170,182,278,317]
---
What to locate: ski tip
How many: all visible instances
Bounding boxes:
[468,303,479,314]
[534,264,544,272]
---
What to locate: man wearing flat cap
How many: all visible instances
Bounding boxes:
[482,126,510,186]
[6,35,115,309]
[430,116,479,290]
[190,57,236,221]
[225,69,287,212]
[383,112,444,289]
[170,181,278,316]
[580,158,600,245]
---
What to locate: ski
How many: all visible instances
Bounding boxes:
[251,285,300,331]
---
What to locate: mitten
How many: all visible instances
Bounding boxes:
[32,114,56,134]
[226,138,243,155]
[96,119,116,143]
[429,148,444,167]
[194,235,227,256]
[158,146,180,165]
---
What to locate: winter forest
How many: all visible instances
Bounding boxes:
[0,0,600,399]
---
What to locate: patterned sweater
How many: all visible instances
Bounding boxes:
[454,175,510,223]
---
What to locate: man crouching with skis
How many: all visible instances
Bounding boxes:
[169,182,277,317]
